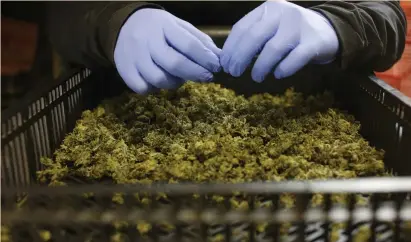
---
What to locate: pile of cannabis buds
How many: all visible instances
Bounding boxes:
[38,82,387,203]
[12,82,393,242]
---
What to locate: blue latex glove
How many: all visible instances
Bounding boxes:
[114,8,221,94]
[220,1,339,82]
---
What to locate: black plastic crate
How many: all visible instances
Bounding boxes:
[2,29,411,242]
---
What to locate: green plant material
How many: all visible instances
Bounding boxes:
[38,230,51,241]
[136,221,151,234]
[38,82,386,188]
[1,226,10,242]
[33,81,390,239]
[353,224,371,242]
[330,223,345,242]
[110,233,125,242]
[403,221,411,239]
[16,196,27,209]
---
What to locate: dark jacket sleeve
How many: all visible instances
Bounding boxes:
[311,1,407,72]
[46,2,163,70]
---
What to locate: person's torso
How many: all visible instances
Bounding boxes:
[160,1,326,26]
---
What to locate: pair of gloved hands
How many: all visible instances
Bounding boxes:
[115,1,339,94]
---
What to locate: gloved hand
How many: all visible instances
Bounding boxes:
[114,8,221,94]
[220,1,339,82]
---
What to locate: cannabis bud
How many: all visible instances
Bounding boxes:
[31,81,388,239]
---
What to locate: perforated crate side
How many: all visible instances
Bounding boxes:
[1,69,92,188]
[2,180,411,242]
[343,74,411,176]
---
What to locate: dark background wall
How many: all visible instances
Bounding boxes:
[2,1,51,110]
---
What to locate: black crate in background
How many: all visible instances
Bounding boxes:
[1,29,411,242]
[1,69,93,188]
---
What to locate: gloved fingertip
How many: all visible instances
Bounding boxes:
[199,72,214,82]
[207,54,222,73]
[206,42,222,57]
[206,61,222,74]
[213,47,222,57]
[228,63,243,78]
[254,78,264,83]
[222,66,230,74]
[133,87,150,95]
[224,67,230,74]
[220,54,230,70]
[214,65,222,73]
[251,68,265,83]
[228,65,235,77]
[274,68,287,79]
[252,73,264,83]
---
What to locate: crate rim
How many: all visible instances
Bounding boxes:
[1,68,89,123]
[3,177,411,196]
[369,74,411,104]
[2,69,411,125]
